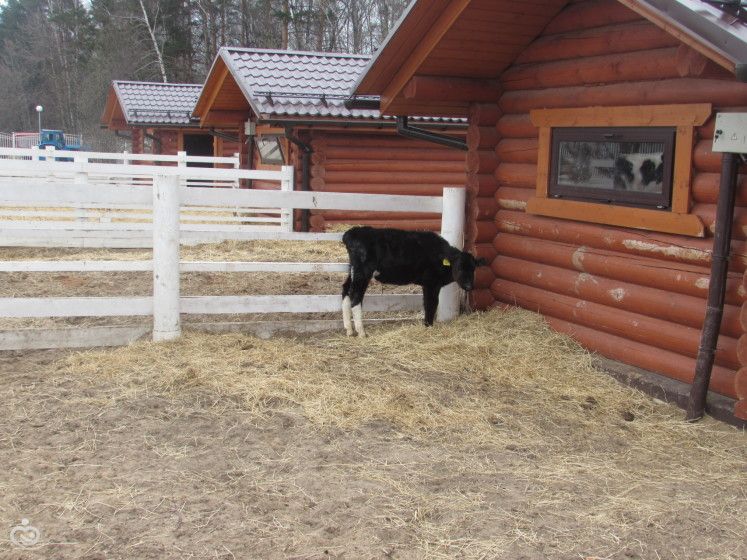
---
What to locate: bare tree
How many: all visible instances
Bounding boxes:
[138,0,168,82]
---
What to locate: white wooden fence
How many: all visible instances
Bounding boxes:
[0,149,466,350]
[0,147,294,247]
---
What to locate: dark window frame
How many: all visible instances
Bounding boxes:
[549,126,676,210]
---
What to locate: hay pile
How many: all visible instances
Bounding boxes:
[62,308,728,448]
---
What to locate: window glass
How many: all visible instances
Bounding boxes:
[256,136,285,165]
[550,127,675,209]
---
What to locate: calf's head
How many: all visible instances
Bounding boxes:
[448,251,488,291]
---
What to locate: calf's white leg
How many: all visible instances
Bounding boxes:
[342,296,354,336]
[352,304,366,338]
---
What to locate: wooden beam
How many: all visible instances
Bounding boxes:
[403,75,502,103]
[194,62,229,120]
[202,109,250,127]
[530,103,712,127]
[380,0,472,114]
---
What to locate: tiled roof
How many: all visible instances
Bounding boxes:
[113,81,203,125]
[220,48,379,120]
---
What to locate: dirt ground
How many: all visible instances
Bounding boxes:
[1,310,745,560]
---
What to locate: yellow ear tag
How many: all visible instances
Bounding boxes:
[442,258,451,267]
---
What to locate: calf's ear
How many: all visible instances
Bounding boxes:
[475,257,488,267]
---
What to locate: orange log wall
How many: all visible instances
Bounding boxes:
[486,0,747,409]
[307,131,466,234]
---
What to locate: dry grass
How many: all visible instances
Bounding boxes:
[3,307,745,558]
[0,238,348,262]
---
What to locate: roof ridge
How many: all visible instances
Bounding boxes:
[114,80,203,88]
[220,46,371,60]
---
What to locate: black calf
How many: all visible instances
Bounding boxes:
[341,226,486,336]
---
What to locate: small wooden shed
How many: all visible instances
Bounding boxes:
[101,80,243,161]
[354,0,747,419]
[191,47,467,231]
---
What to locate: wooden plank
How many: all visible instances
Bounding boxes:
[180,261,348,273]
[535,127,551,198]
[180,186,445,213]
[0,260,349,273]
[526,197,706,237]
[672,124,696,214]
[530,104,712,127]
[0,260,153,272]
[380,0,472,113]
[0,297,153,317]
[0,325,149,351]
[0,182,151,207]
[180,294,421,314]
[0,147,239,165]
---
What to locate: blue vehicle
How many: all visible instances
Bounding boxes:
[37,129,82,151]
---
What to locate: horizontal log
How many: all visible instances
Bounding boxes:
[468,103,502,126]
[516,20,679,65]
[475,196,499,220]
[312,147,466,163]
[542,315,736,398]
[493,232,746,306]
[310,182,448,196]
[543,0,643,35]
[496,138,538,164]
[676,44,732,80]
[496,114,538,138]
[466,173,497,197]
[692,173,747,206]
[495,163,536,188]
[466,149,499,175]
[493,254,741,338]
[404,76,502,103]
[467,125,501,151]
[491,279,739,370]
[500,79,747,114]
[693,203,747,239]
[319,171,466,186]
[310,210,440,221]
[475,220,498,244]
[495,187,532,211]
[323,219,441,232]
[474,242,497,262]
[738,334,747,366]
[494,210,723,269]
[316,160,465,174]
[469,289,494,311]
[474,266,495,290]
[503,47,683,91]
[736,366,747,398]
[310,135,464,151]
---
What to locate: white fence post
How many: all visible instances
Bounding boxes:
[280,165,294,232]
[73,153,88,222]
[152,174,181,341]
[437,186,466,323]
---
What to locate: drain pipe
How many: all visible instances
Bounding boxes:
[686,152,739,421]
[284,127,312,232]
[396,116,467,151]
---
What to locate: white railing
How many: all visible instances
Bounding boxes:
[0,170,466,349]
[0,147,294,247]
[0,132,83,149]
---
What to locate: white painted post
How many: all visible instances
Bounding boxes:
[152,174,181,341]
[177,150,187,187]
[280,165,295,232]
[232,151,240,188]
[437,186,467,323]
[73,153,88,222]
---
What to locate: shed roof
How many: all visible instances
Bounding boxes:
[354,0,747,116]
[193,47,462,126]
[101,81,203,128]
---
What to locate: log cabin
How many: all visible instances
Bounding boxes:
[100,81,240,161]
[353,0,747,422]
[189,47,467,231]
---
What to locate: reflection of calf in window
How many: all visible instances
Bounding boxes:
[613,153,664,193]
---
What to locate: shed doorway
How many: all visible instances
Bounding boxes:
[183,133,214,167]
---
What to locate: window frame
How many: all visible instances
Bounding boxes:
[256,135,286,165]
[527,104,712,238]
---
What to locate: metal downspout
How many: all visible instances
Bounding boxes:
[284,127,312,232]
[396,116,467,151]
[687,152,740,421]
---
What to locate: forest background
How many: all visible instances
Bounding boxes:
[0,0,407,149]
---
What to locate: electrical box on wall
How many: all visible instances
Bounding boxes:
[712,113,747,154]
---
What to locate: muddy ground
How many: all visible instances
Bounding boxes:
[1,312,745,560]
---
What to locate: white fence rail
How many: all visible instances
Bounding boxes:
[0,147,293,247]
[0,147,466,349]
